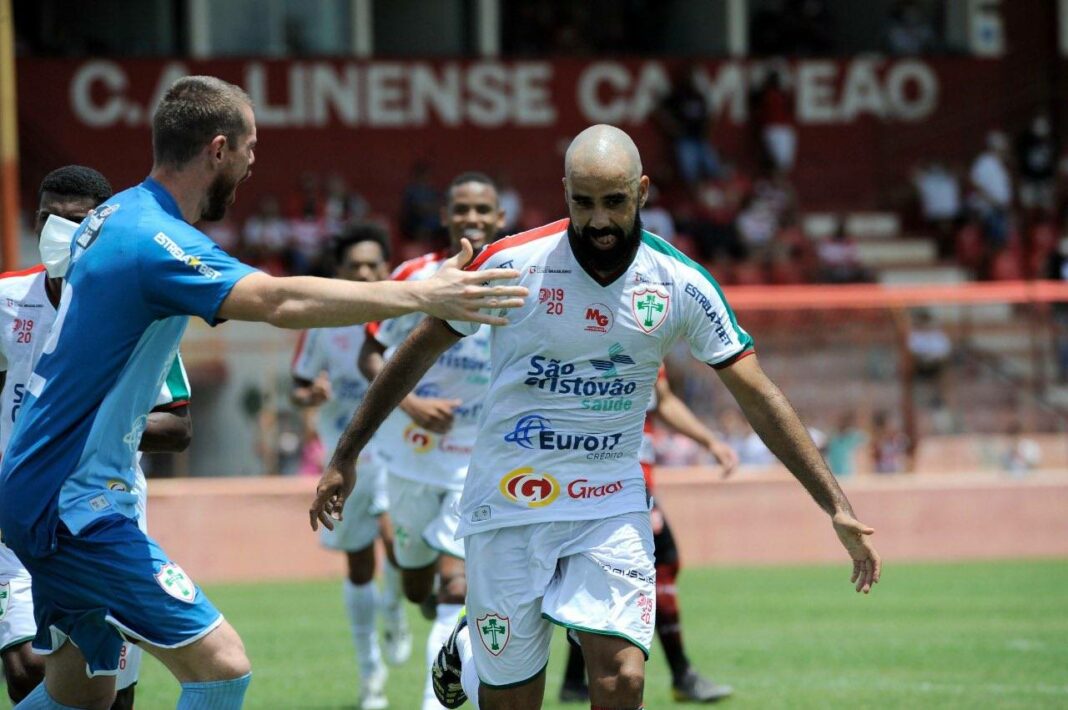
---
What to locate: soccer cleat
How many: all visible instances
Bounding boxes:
[360,664,389,710]
[432,611,468,708]
[382,617,412,666]
[558,681,590,703]
[671,669,733,703]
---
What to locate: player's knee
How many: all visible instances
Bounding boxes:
[3,644,45,702]
[438,573,466,605]
[401,567,434,603]
[590,660,644,703]
[346,548,376,585]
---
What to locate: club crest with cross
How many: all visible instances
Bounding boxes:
[155,562,196,603]
[476,613,511,656]
[631,286,670,333]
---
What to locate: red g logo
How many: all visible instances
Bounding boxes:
[403,424,435,454]
[498,467,560,508]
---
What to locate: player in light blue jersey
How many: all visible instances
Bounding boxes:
[0,76,526,710]
[0,166,192,710]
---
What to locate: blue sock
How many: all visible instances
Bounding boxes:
[177,673,252,709]
[13,683,81,710]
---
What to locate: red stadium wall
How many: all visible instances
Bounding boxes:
[147,472,1068,584]
[16,56,1040,223]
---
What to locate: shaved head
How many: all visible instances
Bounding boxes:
[562,125,649,278]
[564,124,643,183]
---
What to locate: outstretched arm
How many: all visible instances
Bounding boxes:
[716,354,881,593]
[653,375,738,477]
[358,334,459,434]
[311,318,461,530]
[219,240,525,328]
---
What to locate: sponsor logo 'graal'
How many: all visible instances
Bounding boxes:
[684,282,732,346]
[499,467,559,508]
[584,303,614,333]
[524,355,637,397]
[154,232,222,280]
[504,414,626,459]
[567,478,624,499]
[631,286,669,333]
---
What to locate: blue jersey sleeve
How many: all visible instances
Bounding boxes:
[137,225,258,325]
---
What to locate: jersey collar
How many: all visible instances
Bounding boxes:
[141,177,184,221]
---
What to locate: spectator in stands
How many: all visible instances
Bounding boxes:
[816,220,870,283]
[400,160,441,244]
[1001,420,1041,477]
[885,0,938,55]
[323,172,370,236]
[655,65,721,188]
[678,162,749,261]
[826,412,866,477]
[912,160,962,258]
[969,131,1014,250]
[870,410,910,474]
[242,194,290,274]
[288,171,323,221]
[1015,112,1058,217]
[907,309,952,409]
[753,67,796,174]
[640,184,676,244]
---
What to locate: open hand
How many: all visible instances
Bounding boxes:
[421,239,527,325]
[708,439,739,478]
[832,511,882,594]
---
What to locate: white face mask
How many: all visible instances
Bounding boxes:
[39,214,80,278]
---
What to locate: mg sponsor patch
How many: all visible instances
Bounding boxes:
[631,286,670,333]
[476,613,511,656]
[155,562,196,603]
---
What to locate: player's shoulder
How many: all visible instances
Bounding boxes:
[466,218,569,271]
[390,249,449,282]
[638,231,719,285]
[0,265,47,299]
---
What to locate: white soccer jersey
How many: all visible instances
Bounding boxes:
[0,265,189,571]
[447,219,753,537]
[372,251,492,491]
[291,325,373,453]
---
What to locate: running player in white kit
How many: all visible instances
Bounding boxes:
[291,223,410,710]
[312,126,881,710]
[0,166,192,709]
[357,173,504,710]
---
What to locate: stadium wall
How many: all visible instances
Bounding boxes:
[147,471,1068,584]
[16,56,1042,223]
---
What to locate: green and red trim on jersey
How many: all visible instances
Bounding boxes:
[465,218,569,271]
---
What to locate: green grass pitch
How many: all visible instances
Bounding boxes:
[16,560,1068,708]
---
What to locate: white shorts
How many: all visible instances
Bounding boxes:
[387,475,464,569]
[320,459,389,552]
[0,570,35,653]
[464,511,655,688]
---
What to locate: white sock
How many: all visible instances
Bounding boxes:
[422,602,463,710]
[343,579,383,680]
[381,562,406,626]
[457,625,481,710]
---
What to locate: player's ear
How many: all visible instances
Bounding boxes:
[210,134,228,164]
[638,175,650,208]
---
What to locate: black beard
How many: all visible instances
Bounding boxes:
[568,211,643,277]
[202,171,238,222]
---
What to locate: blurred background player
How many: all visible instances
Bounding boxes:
[557,367,738,703]
[0,165,192,709]
[291,222,411,709]
[358,172,505,710]
[313,125,880,710]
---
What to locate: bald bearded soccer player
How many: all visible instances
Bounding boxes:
[312,125,881,710]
